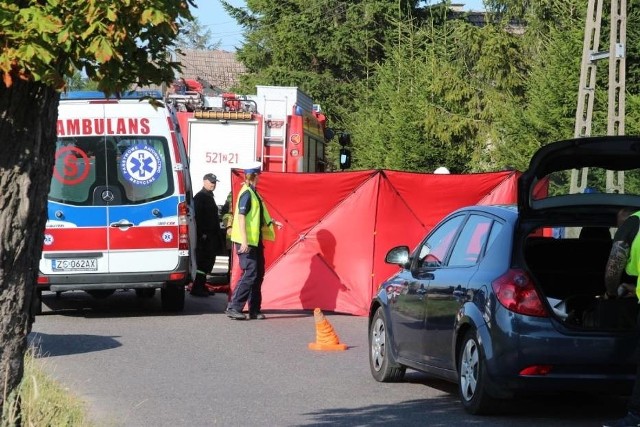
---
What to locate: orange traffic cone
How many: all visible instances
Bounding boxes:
[308,308,348,351]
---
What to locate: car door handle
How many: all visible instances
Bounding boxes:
[110,220,134,228]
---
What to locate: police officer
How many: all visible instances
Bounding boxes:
[225,164,281,319]
[191,173,222,297]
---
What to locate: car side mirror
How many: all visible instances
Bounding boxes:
[385,245,410,268]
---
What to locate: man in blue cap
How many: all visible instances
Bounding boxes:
[226,163,281,319]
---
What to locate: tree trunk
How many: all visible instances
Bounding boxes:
[0,78,59,411]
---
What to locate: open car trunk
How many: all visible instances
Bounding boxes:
[523,226,639,330]
[517,136,640,331]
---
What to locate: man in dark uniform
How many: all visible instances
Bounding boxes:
[190,173,222,297]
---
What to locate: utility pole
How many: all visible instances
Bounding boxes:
[570,0,627,195]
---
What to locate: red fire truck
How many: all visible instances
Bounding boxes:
[168,85,331,201]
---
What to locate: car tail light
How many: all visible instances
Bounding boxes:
[169,272,186,281]
[491,269,548,317]
[37,276,49,285]
[178,202,189,251]
[519,365,553,376]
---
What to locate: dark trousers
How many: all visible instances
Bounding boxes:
[193,235,217,290]
[629,312,640,414]
[228,242,264,313]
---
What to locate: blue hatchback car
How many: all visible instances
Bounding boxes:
[368,136,640,414]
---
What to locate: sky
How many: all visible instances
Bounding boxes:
[191,0,487,52]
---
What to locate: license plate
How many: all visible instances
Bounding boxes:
[51,258,98,272]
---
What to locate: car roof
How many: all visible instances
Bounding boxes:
[453,204,518,218]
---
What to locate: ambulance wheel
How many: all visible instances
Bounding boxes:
[135,288,156,298]
[86,290,116,299]
[32,289,43,316]
[161,284,185,312]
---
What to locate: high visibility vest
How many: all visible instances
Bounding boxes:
[626,212,640,299]
[230,184,275,246]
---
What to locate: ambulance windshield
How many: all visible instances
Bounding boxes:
[49,135,174,206]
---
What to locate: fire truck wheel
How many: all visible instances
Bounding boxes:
[86,290,116,299]
[161,283,185,312]
[135,288,156,298]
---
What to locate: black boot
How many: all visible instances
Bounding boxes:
[190,274,209,297]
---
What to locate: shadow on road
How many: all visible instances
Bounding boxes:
[28,332,121,357]
[38,290,228,318]
[259,309,316,320]
[300,390,627,426]
[297,370,628,426]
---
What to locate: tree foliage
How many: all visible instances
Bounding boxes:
[65,70,99,91]
[0,0,192,94]
[176,16,221,50]
[224,0,640,172]
[222,0,538,172]
[489,0,640,171]
[221,0,420,121]
[345,9,529,173]
[0,0,194,412]
[490,2,585,171]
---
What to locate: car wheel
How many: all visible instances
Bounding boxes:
[161,284,185,312]
[458,329,497,414]
[369,306,405,382]
[135,288,156,298]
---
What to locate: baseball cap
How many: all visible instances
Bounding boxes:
[203,173,219,183]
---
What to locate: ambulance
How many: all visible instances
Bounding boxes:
[36,91,196,312]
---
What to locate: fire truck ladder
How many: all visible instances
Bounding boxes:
[261,97,288,172]
[570,0,627,195]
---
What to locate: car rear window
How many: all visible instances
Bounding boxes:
[534,167,640,200]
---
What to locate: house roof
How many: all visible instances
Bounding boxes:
[175,49,246,93]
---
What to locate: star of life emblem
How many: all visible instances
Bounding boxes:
[121,144,162,186]
[43,234,54,246]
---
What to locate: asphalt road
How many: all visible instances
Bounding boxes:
[28,288,628,427]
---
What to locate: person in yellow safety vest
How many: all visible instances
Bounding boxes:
[603,207,640,427]
[225,164,282,320]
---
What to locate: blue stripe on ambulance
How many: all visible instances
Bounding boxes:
[47,196,182,227]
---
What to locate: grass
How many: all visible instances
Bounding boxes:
[2,349,92,427]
